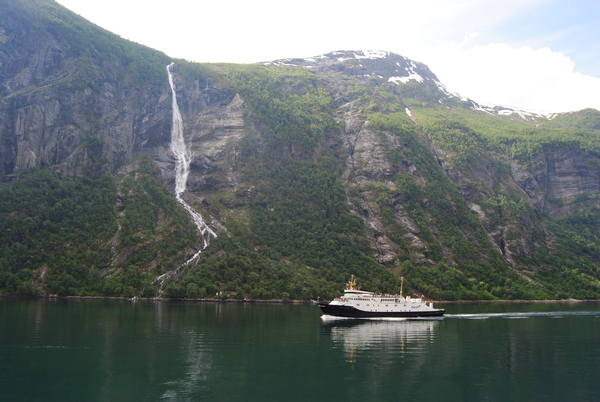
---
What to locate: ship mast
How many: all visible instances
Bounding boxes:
[400,276,404,297]
[346,275,357,290]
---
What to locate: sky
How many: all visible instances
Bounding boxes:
[55,0,600,113]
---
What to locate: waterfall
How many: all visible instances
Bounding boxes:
[152,64,217,297]
[166,63,216,263]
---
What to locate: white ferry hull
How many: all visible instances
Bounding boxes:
[318,303,445,318]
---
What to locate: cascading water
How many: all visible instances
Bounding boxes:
[167,63,217,248]
[154,63,216,296]
[167,63,216,254]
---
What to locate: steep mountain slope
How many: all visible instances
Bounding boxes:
[2,0,600,300]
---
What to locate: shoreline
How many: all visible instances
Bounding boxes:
[1,293,597,304]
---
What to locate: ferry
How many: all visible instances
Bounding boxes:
[318,276,445,319]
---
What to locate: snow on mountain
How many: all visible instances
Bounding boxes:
[265,50,559,121]
[473,103,558,120]
[389,73,424,84]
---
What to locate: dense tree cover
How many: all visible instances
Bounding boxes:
[246,157,398,293]
[0,170,117,295]
[516,207,600,299]
[161,232,352,301]
[0,156,201,297]
[115,155,201,265]
[158,155,400,300]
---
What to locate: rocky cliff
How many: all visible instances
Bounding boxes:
[0,1,168,178]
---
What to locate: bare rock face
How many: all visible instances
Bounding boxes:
[0,4,249,209]
[140,70,247,201]
[185,93,247,193]
[535,150,600,215]
[337,101,430,266]
[0,8,249,243]
[1,80,172,179]
[0,8,171,180]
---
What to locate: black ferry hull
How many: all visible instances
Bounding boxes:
[318,303,445,318]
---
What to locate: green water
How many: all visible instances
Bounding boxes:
[1,298,599,402]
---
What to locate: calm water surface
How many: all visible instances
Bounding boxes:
[1,298,599,402]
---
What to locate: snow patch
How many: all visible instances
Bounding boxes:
[472,102,559,119]
[304,54,328,63]
[389,73,423,84]
[262,60,306,67]
[434,80,463,99]
[354,50,389,59]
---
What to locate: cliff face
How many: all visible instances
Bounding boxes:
[267,52,600,269]
[1,2,189,185]
[0,7,164,178]
[2,1,600,299]
[159,75,247,203]
[0,3,247,197]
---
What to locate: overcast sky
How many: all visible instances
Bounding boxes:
[55,0,599,113]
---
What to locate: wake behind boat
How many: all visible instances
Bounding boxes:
[318,276,445,319]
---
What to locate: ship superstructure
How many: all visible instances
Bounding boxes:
[318,276,445,319]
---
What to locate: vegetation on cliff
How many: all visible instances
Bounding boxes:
[155,61,600,301]
[1,0,170,86]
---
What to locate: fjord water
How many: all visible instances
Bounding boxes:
[2,299,599,402]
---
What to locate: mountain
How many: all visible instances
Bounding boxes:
[2,0,600,300]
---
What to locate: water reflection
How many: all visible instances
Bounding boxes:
[324,319,441,363]
[4,300,600,402]
[447,309,600,320]
[161,331,212,401]
[154,303,214,401]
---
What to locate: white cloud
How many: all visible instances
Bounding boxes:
[54,0,599,113]
[418,43,600,112]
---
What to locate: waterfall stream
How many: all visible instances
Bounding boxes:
[154,63,216,296]
[167,62,216,253]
